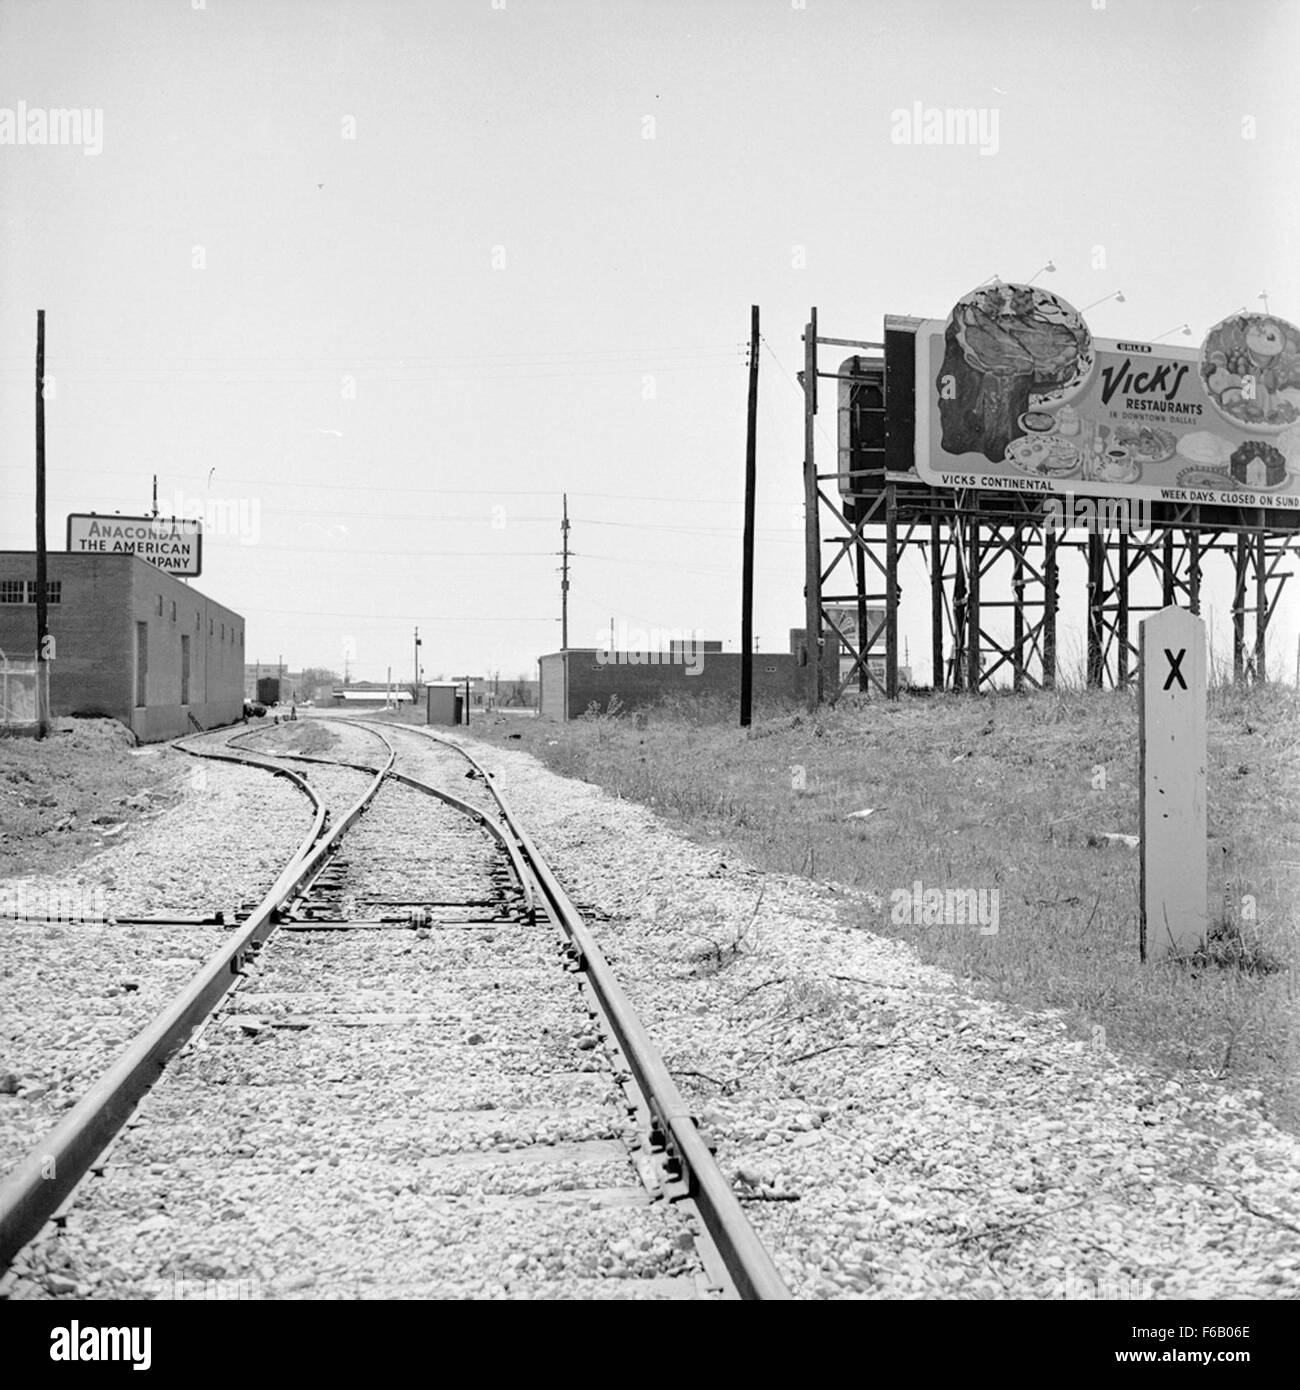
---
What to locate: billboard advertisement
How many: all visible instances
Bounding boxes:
[66,514,203,576]
[825,604,885,648]
[909,285,1300,512]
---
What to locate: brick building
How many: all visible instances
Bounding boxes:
[0,552,244,741]
[537,637,834,721]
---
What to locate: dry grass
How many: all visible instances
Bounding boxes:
[473,682,1300,1133]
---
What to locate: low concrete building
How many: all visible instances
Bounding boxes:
[0,552,244,741]
[537,637,831,721]
[330,685,414,708]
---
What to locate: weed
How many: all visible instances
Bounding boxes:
[476,683,1300,1132]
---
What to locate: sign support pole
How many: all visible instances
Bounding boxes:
[885,482,899,698]
[560,494,570,652]
[1254,527,1267,682]
[34,311,49,741]
[1043,525,1058,690]
[966,509,981,691]
[801,309,821,712]
[740,306,759,727]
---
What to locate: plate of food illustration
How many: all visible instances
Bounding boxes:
[1113,424,1176,463]
[1006,433,1081,478]
[1175,466,1232,491]
[1199,312,1300,433]
[1176,431,1235,467]
[1018,410,1058,434]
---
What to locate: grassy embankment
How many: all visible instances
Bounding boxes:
[469,684,1300,1132]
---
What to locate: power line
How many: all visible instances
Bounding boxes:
[230,606,553,622]
[0,342,746,369]
[0,471,763,507]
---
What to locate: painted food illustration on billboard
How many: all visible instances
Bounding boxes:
[937,283,1093,462]
[1199,312,1300,434]
[913,296,1300,506]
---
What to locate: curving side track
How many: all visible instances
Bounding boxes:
[0,717,789,1299]
[0,726,386,1271]
[348,718,789,1300]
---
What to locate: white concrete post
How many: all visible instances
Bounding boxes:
[1139,606,1207,962]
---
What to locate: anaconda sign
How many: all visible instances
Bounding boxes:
[66,514,203,576]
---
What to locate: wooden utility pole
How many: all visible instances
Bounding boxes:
[560,493,570,650]
[740,306,759,727]
[35,310,49,740]
[413,625,421,691]
[801,309,821,712]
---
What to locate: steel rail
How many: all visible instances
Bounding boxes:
[228,734,537,918]
[362,720,792,1301]
[0,730,391,1269]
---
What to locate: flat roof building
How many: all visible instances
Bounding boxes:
[0,552,244,742]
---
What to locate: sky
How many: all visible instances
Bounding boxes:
[2,0,1299,686]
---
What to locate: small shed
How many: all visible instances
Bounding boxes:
[425,683,462,726]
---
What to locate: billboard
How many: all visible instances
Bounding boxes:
[825,604,885,648]
[67,514,202,576]
[907,286,1300,512]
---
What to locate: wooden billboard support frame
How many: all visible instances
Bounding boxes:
[801,310,1300,702]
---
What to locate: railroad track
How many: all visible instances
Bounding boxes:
[0,717,788,1300]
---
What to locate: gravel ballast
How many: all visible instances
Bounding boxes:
[0,739,316,1174]
[404,727,1300,1300]
[6,741,706,1300]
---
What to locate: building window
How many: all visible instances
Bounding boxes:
[180,635,190,706]
[209,619,213,636]
[1,580,61,604]
[171,600,177,622]
[196,611,200,630]
[221,623,225,641]
[157,595,163,617]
